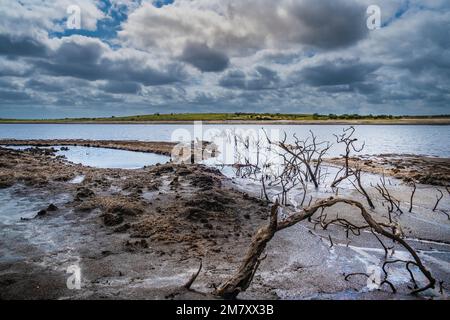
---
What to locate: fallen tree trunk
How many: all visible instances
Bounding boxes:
[214,201,279,299]
[214,197,436,299]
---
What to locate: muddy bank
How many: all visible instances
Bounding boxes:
[0,147,268,299]
[0,139,177,156]
[326,154,450,187]
[0,147,449,300]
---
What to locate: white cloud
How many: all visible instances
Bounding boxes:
[0,0,449,116]
[120,0,369,56]
[0,0,104,35]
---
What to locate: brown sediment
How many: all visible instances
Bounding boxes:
[0,146,270,299]
[0,146,265,252]
[0,146,449,300]
[325,154,450,186]
[0,139,177,156]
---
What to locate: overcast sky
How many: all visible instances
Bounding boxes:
[0,0,449,118]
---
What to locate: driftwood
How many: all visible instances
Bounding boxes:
[214,197,435,299]
[409,182,417,213]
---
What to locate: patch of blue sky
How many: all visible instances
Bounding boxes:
[381,0,411,28]
[49,0,129,45]
[153,0,174,8]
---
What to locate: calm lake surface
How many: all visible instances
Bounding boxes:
[0,123,449,157]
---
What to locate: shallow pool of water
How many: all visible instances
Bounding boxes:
[2,145,171,169]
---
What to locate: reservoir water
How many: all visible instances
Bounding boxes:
[0,123,448,158]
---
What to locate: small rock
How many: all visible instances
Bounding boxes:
[36,209,47,217]
[47,203,58,211]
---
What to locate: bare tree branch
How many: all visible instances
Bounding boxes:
[215,197,435,299]
[409,182,417,213]
[433,189,444,212]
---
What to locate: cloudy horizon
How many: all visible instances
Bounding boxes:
[0,0,449,119]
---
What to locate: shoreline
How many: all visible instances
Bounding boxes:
[1,139,449,186]
[0,146,448,299]
[0,139,177,156]
[0,119,450,125]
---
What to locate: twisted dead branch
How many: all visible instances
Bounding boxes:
[331,126,365,187]
[214,200,280,299]
[214,197,435,299]
[266,130,331,189]
[349,168,375,209]
[184,260,203,290]
[433,189,444,212]
[374,175,403,222]
[409,182,417,213]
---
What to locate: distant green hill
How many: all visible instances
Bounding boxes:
[0,113,449,123]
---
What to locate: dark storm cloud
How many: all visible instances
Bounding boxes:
[36,58,184,86]
[100,81,142,94]
[0,89,31,101]
[25,79,66,92]
[32,38,186,86]
[299,60,380,87]
[219,66,280,90]
[180,42,229,72]
[261,52,302,65]
[286,0,369,49]
[0,34,48,57]
[0,78,19,90]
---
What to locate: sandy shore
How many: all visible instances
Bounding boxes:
[0,146,449,300]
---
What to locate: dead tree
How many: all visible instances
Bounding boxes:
[349,168,375,209]
[266,130,332,189]
[374,175,403,222]
[331,126,365,187]
[433,189,444,212]
[274,149,309,206]
[214,197,435,299]
[409,182,417,213]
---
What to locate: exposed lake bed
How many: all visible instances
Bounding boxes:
[0,137,449,299]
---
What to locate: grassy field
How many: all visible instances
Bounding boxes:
[0,113,449,123]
